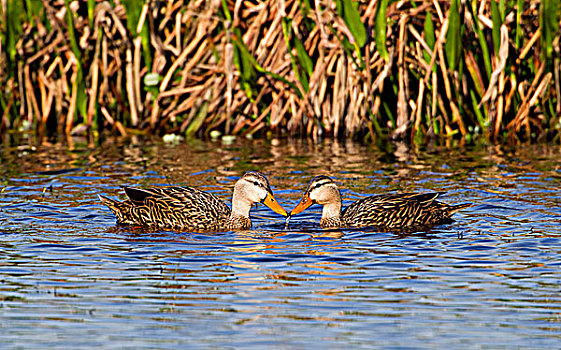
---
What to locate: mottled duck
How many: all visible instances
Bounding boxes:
[99,171,287,231]
[289,175,471,231]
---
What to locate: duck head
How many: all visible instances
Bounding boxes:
[290,175,341,216]
[234,171,288,216]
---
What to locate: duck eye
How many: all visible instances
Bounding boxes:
[302,198,307,203]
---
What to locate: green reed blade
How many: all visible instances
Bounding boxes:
[221,0,232,22]
[540,0,559,60]
[375,0,389,61]
[298,0,311,17]
[64,0,81,62]
[122,0,141,36]
[64,0,87,119]
[340,0,367,47]
[445,0,461,71]
[334,0,367,69]
[76,70,88,120]
[491,0,502,54]
[232,29,256,84]
[122,0,151,68]
[232,34,303,99]
[470,89,485,127]
[186,101,208,137]
[423,13,436,72]
[5,0,23,70]
[25,0,43,21]
[87,0,95,26]
[282,17,310,93]
[468,1,491,79]
[294,33,312,92]
[499,0,505,20]
[515,0,523,49]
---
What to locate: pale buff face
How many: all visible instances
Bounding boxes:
[306,176,341,205]
[233,171,287,217]
[235,172,271,204]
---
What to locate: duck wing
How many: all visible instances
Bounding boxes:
[342,192,441,229]
[122,186,231,230]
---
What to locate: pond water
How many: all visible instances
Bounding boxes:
[1,135,560,348]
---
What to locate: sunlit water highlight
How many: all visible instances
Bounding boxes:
[1,136,560,348]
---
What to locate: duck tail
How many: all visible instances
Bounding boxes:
[99,195,137,225]
[99,195,122,216]
[449,203,472,214]
[99,194,116,207]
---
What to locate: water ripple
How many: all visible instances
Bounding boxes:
[0,140,560,348]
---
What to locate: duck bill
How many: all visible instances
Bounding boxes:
[263,192,288,216]
[290,193,313,216]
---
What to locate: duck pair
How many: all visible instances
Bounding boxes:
[99,172,471,232]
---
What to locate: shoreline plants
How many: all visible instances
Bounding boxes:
[0,0,560,143]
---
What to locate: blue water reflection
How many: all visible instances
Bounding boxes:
[0,138,560,348]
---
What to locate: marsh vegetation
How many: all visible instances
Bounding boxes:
[0,0,559,143]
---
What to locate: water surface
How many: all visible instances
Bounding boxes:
[1,136,560,348]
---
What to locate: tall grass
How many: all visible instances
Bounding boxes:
[0,0,559,143]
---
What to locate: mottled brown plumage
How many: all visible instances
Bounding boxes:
[99,172,287,232]
[290,175,471,231]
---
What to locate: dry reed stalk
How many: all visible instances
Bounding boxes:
[133,36,143,115]
[518,30,540,62]
[125,47,138,127]
[88,33,101,127]
[394,14,409,139]
[480,25,509,107]
[413,78,425,136]
[507,62,547,135]
[1,80,14,130]
[152,31,205,127]
[37,68,47,124]
[66,70,77,134]
[494,70,505,139]
[436,44,454,132]
[23,65,41,127]
[225,24,234,134]
[424,17,448,83]
[332,56,343,135]
[556,60,561,115]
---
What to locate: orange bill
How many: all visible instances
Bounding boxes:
[290,193,313,216]
[263,192,288,216]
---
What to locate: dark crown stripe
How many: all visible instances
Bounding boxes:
[242,172,271,191]
[308,175,335,192]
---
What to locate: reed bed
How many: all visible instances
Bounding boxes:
[0,0,559,143]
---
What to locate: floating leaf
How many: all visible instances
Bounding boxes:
[144,73,161,87]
